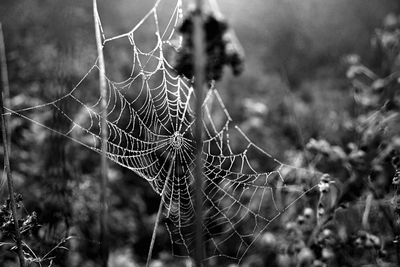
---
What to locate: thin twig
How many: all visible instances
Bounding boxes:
[146,153,176,267]
[193,0,206,265]
[93,1,109,266]
[0,44,25,267]
[41,236,73,261]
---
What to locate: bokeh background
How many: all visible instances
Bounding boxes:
[1,0,400,266]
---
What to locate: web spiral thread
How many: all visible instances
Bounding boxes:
[8,0,321,263]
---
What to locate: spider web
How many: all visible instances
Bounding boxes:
[7,0,321,263]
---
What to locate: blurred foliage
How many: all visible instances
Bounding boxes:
[239,12,400,267]
[0,0,400,266]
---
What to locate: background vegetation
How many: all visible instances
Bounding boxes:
[1,0,400,266]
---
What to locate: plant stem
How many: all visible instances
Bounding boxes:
[0,28,24,267]
[361,192,372,230]
[93,1,109,266]
[193,0,206,266]
[146,153,176,267]
[0,23,10,150]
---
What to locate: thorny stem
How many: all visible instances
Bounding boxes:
[93,1,109,266]
[146,153,177,267]
[193,0,206,266]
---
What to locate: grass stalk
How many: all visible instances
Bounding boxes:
[146,153,177,267]
[0,23,10,150]
[0,22,25,267]
[193,0,206,266]
[93,2,109,266]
